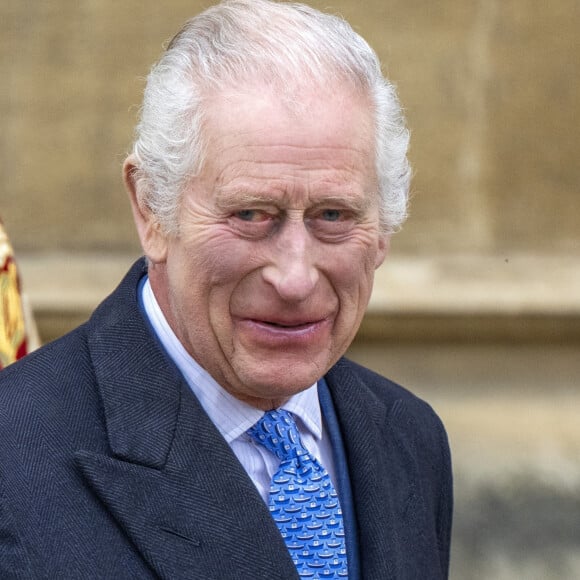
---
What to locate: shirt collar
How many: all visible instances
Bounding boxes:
[141,277,323,443]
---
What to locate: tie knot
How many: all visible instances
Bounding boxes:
[247,409,307,462]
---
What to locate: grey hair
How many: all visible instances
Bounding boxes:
[130,0,410,234]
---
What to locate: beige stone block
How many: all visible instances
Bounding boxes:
[485,1,580,252]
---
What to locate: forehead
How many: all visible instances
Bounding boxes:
[198,83,377,190]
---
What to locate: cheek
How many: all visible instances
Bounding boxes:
[330,237,381,283]
[179,228,259,284]
[324,242,380,314]
[179,235,267,331]
[203,239,264,287]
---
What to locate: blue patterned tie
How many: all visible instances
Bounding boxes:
[247,409,348,578]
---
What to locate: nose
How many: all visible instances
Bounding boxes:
[261,219,319,302]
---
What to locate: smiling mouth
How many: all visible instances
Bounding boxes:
[233,314,333,351]
[240,317,328,338]
[260,320,316,329]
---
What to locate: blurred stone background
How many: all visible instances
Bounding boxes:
[1,0,579,577]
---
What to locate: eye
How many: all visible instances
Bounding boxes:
[321,209,342,222]
[229,208,278,239]
[235,209,266,222]
[307,207,356,241]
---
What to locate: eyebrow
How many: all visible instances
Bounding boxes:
[214,189,377,213]
[215,191,278,208]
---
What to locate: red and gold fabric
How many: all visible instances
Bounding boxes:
[0,220,28,369]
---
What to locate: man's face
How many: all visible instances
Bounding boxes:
[143,84,388,409]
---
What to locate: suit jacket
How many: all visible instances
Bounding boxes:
[0,259,452,579]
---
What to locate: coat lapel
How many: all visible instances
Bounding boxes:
[76,260,298,580]
[325,359,429,580]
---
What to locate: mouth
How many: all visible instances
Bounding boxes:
[251,318,324,332]
[235,316,331,343]
[256,319,318,329]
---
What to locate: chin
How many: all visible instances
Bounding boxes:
[235,357,330,400]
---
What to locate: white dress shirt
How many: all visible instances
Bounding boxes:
[141,278,338,501]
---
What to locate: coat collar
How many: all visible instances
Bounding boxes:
[325,359,431,579]
[85,259,179,468]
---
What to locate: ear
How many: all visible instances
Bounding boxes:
[374,233,390,269]
[123,155,168,263]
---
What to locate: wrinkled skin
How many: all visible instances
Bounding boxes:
[125,84,388,410]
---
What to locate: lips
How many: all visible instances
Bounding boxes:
[263,321,320,334]
[234,315,331,345]
[255,318,320,329]
[250,318,325,334]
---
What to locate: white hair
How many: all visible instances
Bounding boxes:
[130,0,410,233]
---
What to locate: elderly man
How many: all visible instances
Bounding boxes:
[0,1,452,578]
